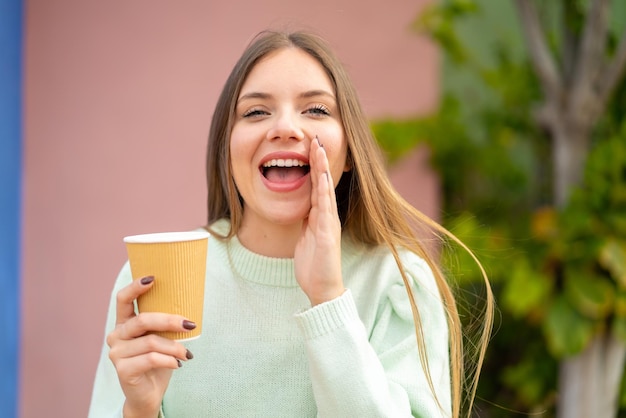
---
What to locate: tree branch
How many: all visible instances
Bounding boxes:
[572,0,610,88]
[597,30,626,112]
[570,0,610,126]
[561,1,580,85]
[513,0,562,101]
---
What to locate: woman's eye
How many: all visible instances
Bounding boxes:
[242,108,268,118]
[306,104,330,116]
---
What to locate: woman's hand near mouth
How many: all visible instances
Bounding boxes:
[294,136,345,306]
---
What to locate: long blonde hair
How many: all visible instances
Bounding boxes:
[205,30,494,418]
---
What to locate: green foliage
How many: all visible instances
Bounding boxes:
[413,0,479,64]
[544,295,595,357]
[601,240,626,288]
[501,257,552,319]
[372,0,626,415]
[540,130,626,360]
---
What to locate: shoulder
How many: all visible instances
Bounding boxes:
[342,237,436,290]
[198,219,231,255]
[342,238,443,320]
[205,218,231,237]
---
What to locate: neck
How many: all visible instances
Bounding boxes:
[237,216,302,258]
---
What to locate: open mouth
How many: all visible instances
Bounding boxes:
[261,158,311,183]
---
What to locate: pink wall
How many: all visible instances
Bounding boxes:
[21,1,438,417]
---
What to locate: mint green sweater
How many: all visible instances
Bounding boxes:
[89,220,451,417]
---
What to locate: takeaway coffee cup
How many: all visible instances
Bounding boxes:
[123,230,209,340]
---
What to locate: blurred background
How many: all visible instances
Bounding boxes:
[2,0,625,417]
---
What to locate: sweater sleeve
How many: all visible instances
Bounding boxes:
[293,258,451,418]
[88,263,131,418]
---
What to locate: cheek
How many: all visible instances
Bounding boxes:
[334,156,348,179]
[229,128,243,157]
[228,132,250,188]
[331,137,349,171]
[229,124,260,160]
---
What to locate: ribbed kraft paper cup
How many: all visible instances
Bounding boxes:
[124,230,209,341]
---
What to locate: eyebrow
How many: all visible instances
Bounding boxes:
[300,89,335,100]
[237,89,336,104]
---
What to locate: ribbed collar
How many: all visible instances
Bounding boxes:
[210,219,299,288]
[225,235,299,288]
[208,218,364,289]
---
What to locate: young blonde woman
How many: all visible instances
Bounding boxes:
[89,30,493,418]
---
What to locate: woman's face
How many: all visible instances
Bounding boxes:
[230,47,348,229]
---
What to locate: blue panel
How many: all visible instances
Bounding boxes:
[0,0,23,416]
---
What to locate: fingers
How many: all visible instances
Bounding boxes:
[310,136,337,216]
[310,136,328,176]
[107,314,194,380]
[109,332,190,366]
[115,352,180,379]
[110,277,196,362]
[116,312,196,340]
[310,137,320,209]
[116,275,155,325]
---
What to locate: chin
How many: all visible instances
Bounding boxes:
[266,206,311,226]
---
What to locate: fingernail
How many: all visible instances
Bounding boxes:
[177,359,183,368]
[140,276,154,285]
[186,349,194,360]
[316,135,323,148]
[182,320,196,330]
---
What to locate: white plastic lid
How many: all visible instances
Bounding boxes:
[123,230,210,244]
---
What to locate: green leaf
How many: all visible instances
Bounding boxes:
[502,258,552,318]
[531,206,558,241]
[501,358,549,405]
[600,239,626,288]
[371,119,424,162]
[543,296,595,357]
[441,213,485,282]
[413,3,470,63]
[564,269,615,320]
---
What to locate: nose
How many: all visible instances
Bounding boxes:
[266,111,305,142]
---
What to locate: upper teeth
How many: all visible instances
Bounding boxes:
[263,159,307,168]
